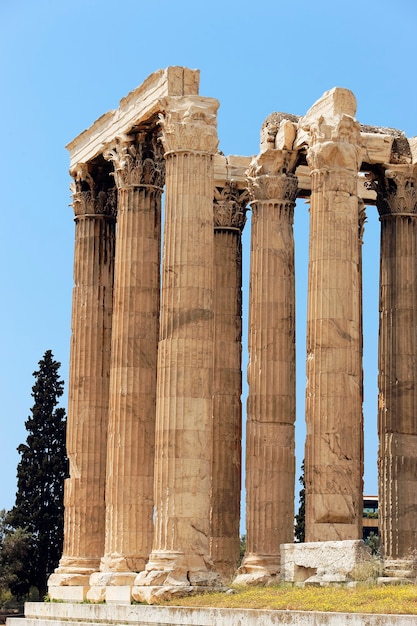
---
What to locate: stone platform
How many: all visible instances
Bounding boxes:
[6,603,417,626]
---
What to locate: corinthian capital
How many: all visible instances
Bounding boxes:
[370,165,417,217]
[213,182,249,231]
[159,96,219,154]
[306,114,362,172]
[70,164,117,218]
[104,131,165,189]
[246,149,298,203]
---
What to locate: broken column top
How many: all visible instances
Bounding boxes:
[302,87,357,124]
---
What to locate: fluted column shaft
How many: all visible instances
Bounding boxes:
[102,134,164,573]
[375,166,417,559]
[54,166,116,578]
[211,184,247,578]
[305,114,363,542]
[136,96,220,589]
[241,151,297,579]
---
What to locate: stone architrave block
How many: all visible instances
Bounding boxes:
[280,540,372,584]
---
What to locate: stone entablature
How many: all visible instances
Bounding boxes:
[66,67,200,167]
[49,66,417,603]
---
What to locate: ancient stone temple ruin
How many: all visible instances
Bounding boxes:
[48,67,417,603]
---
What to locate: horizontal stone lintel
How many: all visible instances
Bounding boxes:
[67,66,200,169]
[214,162,377,203]
[213,154,253,189]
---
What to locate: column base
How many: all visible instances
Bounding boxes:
[132,583,227,604]
[132,550,225,602]
[48,557,100,600]
[53,556,100,576]
[233,554,280,586]
[100,552,146,573]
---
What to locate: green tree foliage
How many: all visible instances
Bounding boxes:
[0,526,33,602]
[294,460,305,542]
[0,510,7,548]
[239,535,246,566]
[365,531,380,556]
[0,509,32,606]
[7,351,67,599]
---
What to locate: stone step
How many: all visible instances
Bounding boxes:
[383,559,414,570]
[6,603,417,626]
[7,621,86,626]
[7,603,416,626]
[383,569,415,579]
[377,576,414,585]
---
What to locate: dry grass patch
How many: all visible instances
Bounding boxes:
[161,584,417,614]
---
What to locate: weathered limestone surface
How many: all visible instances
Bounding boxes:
[303,88,364,542]
[66,67,200,168]
[49,165,116,599]
[211,181,247,579]
[280,540,372,584]
[236,136,298,585]
[49,68,417,601]
[133,96,224,602]
[86,132,165,601]
[11,601,417,626]
[373,164,417,559]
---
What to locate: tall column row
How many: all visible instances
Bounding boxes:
[50,95,248,602]
[51,82,417,602]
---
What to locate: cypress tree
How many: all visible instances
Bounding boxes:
[7,350,67,598]
[294,460,305,543]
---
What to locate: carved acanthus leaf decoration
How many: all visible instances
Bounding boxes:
[247,172,298,203]
[371,166,417,217]
[213,182,249,231]
[70,164,117,218]
[159,97,219,154]
[246,148,299,203]
[104,133,164,189]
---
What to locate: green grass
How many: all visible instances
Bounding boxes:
[160,584,417,614]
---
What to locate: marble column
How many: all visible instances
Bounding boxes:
[374,165,417,559]
[49,163,116,599]
[304,104,363,542]
[133,96,221,602]
[211,182,248,579]
[88,132,164,598]
[236,149,297,584]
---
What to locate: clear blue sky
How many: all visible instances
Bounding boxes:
[1,0,417,519]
